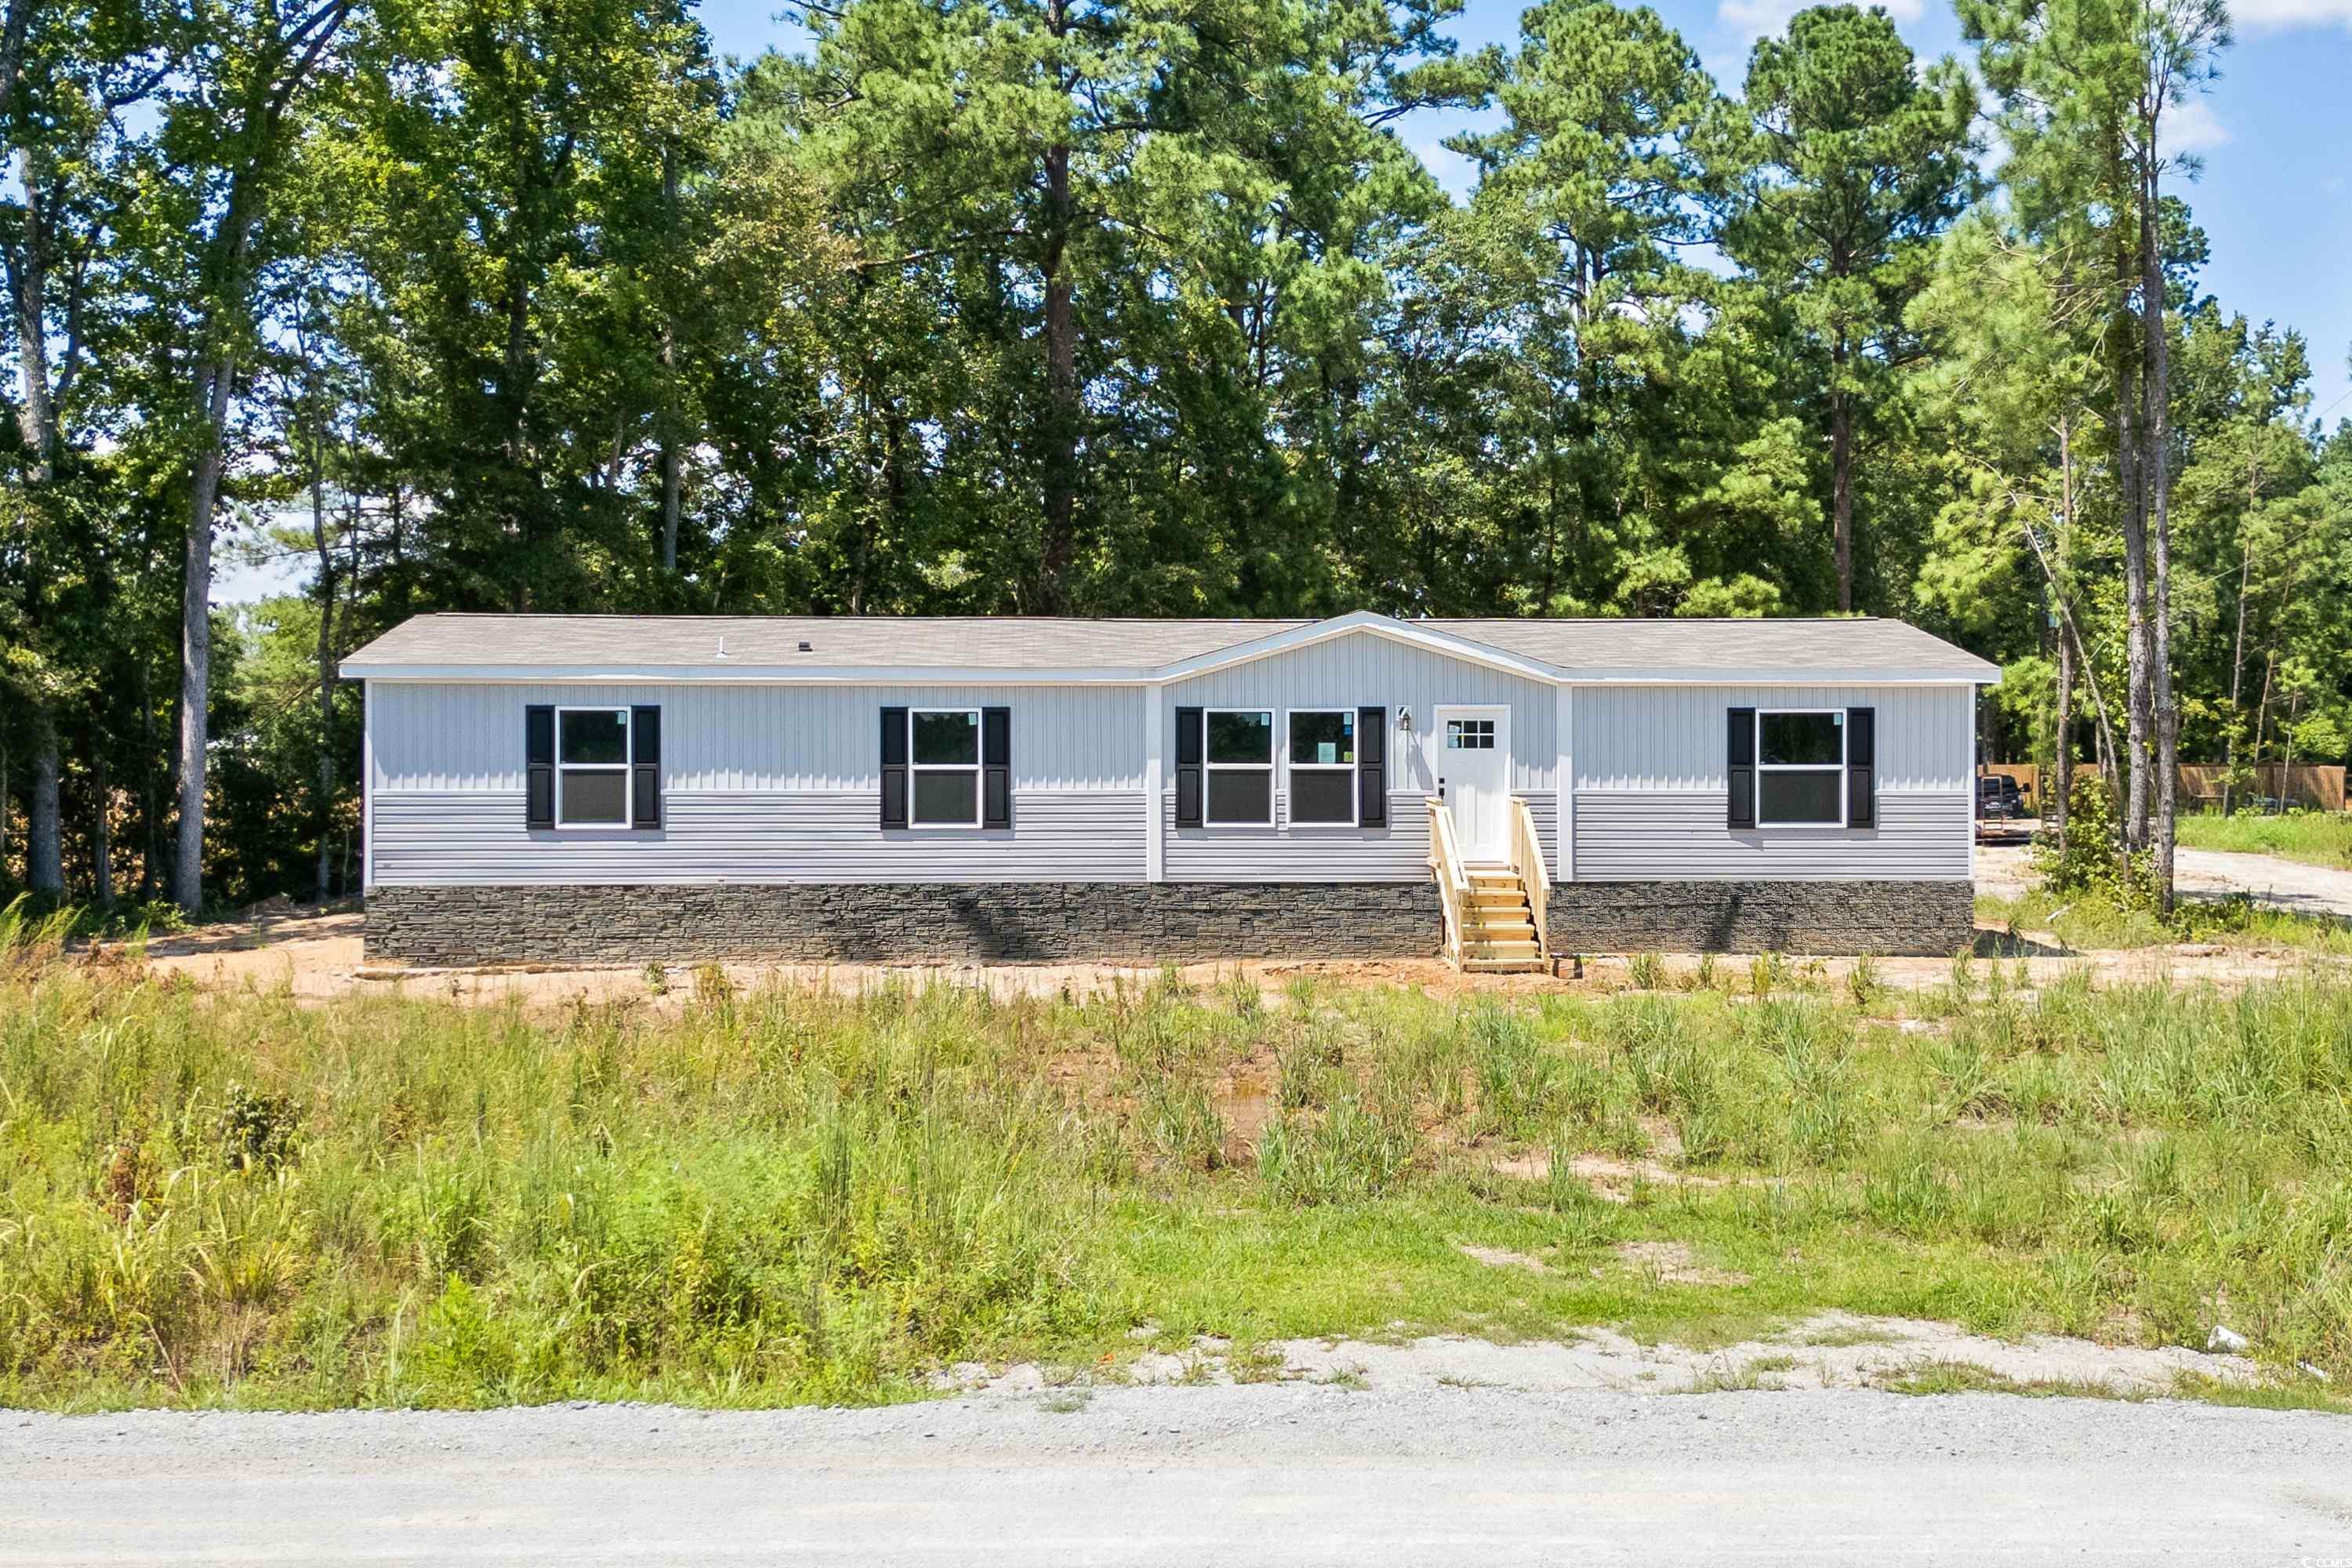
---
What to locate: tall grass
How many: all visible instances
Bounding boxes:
[2176,808,2352,869]
[3,927,2349,1409]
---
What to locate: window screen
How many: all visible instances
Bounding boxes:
[1755,710,1845,825]
[557,709,630,825]
[909,709,981,825]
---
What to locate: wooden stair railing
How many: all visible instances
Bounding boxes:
[1510,797,1551,961]
[1427,798,1469,967]
[1429,799,1549,972]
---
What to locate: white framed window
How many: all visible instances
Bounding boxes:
[1756,709,1846,826]
[908,708,982,827]
[556,707,631,827]
[1204,708,1275,826]
[1285,708,1357,826]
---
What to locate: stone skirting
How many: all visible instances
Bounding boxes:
[363,882,1446,967]
[1543,880,1976,957]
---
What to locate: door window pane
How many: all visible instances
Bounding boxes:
[913,771,978,825]
[561,769,628,825]
[1207,769,1272,824]
[912,710,979,765]
[1759,711,1842,766]
[560,710,629,765]
[1207,710,1272,764]
[1445,718,1494,750]
[1287,710,1354,765]
[1759,770,1842,823]
[1290,770,1356,824]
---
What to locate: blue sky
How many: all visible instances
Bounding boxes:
[699,0,2352,426]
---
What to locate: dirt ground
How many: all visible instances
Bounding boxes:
[1976,840,2352,918]
[124,882,2332,1010]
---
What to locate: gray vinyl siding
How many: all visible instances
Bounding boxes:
[1167,636,1557,796]
[1160,792,1555,884]
[1566,684,1973,881]
[372,790,1145,884]
[1571,793,1971,880]
[369,681,1143,793]
[1164,791,1428,881]
[1570,684,1969,793]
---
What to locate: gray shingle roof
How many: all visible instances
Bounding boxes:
[340,612,1996,680]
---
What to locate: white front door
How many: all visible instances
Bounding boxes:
[1433,706,1512,862]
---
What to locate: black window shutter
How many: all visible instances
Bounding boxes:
[982,706,1011,829]
[630,706,662,829]
[880,706,909,829]
[1357,706,1387,827]
[1726,706,1756,829]
[1174,706,1203,828]
[1847,706,1876,829]
[525,705,555,829]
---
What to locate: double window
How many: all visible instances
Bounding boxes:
[1756,710,1845,826]
[909,708,982,827]
[1287,709,1357,825]
[1199,707,1363,826]
[557,707,632,826]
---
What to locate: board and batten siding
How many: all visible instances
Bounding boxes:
[1166,634,1557,796]
[368,681,1145,793]
[1568,684,1973,880]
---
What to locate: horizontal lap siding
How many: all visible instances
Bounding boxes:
[1168,635,1555,795]
[1165,793,1433,881]
[1156,792,1548,883]
[1573,685,1969,793]
[373,791,1145,884]
[1572,793,1972,880]
[370,682,1143,793]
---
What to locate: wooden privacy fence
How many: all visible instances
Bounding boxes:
[1976,763,2347,813]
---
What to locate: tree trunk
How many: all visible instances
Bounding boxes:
[1036,124,1077,612]
[92,751,114,909]
[27,704,62,895]
[175,352,237,916]
[1830,343,1853,613]
[659,144,682,575]
[311,407,338,904]
[2113,331,2152,861]
[139,659,158,902]
[2053,603,2073,858]
[2278,691,2303,813]
[2221,534,2252,816]
[2140,154,2177,909]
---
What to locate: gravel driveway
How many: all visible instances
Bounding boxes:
[8,1381,2350,1566]
[1979,840,2352,918]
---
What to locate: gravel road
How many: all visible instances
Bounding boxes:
[1978,840,2352,918]
[9,1382,2351,1566]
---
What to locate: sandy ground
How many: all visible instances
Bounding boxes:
[1019,1308,2282,1400]
[8,1336,2348,1567]
[110,841,2352,1007]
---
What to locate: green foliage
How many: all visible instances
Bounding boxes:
[2175,809,2352,869]
[2,0,2345,920]
[6,952,2352,1407]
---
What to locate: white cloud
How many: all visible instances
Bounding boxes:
[1410,137,1479,202]
[2160,98,2231,156]
[2230,0,2352,30]
[1717,0,1925,38]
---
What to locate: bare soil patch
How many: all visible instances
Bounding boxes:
[114,884,2334,1010]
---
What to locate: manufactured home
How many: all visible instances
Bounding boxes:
[340,612,1997,967]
